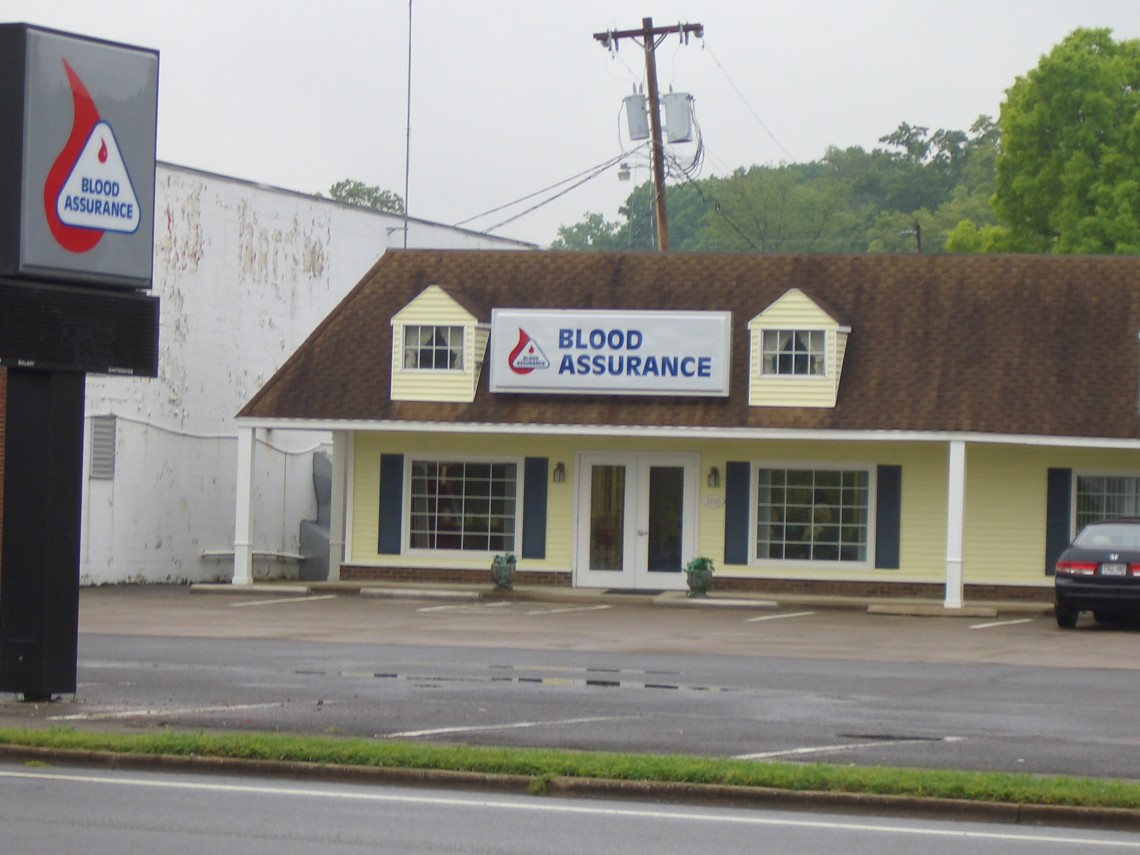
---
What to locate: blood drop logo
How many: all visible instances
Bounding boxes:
[508,329,551,375]
[43,59,141,253]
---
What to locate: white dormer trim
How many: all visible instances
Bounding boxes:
[748,288,848,408]
[390,285,488,402]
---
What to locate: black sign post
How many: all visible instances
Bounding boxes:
[0,371,85,698]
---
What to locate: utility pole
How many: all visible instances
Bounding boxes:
[594,17,703,252]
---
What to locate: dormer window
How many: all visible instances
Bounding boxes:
[761,330,825,377]
[403,325,464,370]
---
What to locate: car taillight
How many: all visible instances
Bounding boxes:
[1055,561,1097,576]
[1132,564,1140,576]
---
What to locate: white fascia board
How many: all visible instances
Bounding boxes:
[233,417,1140,450]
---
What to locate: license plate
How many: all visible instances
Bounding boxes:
[1101,563,1127,576]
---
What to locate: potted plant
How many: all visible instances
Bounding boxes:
[685,556,715,597]
[490,552,517,592]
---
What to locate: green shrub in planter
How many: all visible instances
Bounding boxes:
[491,552,517,591]
[685,556,715,597]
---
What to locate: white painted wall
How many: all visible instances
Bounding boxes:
[80,163,534,585]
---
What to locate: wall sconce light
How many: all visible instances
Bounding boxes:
[552,462,566,483]
[707,466,720,489]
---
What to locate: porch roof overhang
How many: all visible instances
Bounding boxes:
[235,416,1140,451]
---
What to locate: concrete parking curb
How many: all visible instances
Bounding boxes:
[359,588,481,602]
[187,580,1053,617]
[0,745,1135,833]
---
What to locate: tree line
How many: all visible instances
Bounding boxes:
[552,28,1140,255]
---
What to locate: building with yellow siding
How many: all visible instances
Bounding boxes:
[234,250,1140,607]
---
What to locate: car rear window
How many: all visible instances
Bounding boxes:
[1073,524,1140,548]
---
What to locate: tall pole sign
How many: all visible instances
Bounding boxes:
[0,25,158,287]
[0,25,159,700]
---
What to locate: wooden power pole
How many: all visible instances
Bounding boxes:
[594,17,703,252]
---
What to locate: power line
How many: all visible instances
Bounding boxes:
[452,147,646,231]
[702,41,796,162]
[482,154,637,234]
[662,161,761,252]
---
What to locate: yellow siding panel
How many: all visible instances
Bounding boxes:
[349,432,1139,592]
[747,289,842,408]
[963,445,1140,586]
[349,433,382,563]
[349,432,581,572]
[390,285,480,402]
[750,289,834,326]
[392,285,477,325]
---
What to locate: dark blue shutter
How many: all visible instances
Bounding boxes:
[378,454,404,555]
[1045,468,1073,576]
[875,465,902,569]
[724,461,751,566]
[521,457,548,559]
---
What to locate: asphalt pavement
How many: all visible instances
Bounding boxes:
[0,582,1135,833]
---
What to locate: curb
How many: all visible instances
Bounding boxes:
[1,745,1136,833]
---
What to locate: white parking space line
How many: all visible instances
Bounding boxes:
[734,736,962,761]
[417,602,514,613]
[745,611,815,623]
[50,702,285,722]
[525,605,612,616]
[969,618,1035,630]
[383,714,634,739]
[230,595,338,608]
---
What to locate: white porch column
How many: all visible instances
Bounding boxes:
[944,439,966,609]
[327,431,348,582]
[233,425,256,586]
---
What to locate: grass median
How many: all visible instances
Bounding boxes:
[0,726,1137,811]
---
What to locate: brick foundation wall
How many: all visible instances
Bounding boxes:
[339,563,1052,602]
[341,565,572,588]
[710,576,1053,603]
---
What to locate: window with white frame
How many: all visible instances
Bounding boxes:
[760,330,826,376]
[403,325,464,370]
[755,467,869,562]
[1075,474,1140,531]
[409,460,518,552]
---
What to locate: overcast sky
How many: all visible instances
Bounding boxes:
[10,1,1140,245]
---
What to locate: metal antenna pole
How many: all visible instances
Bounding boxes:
[403,0,413,248]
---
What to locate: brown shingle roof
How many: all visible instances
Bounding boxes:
[239,250,1140,440]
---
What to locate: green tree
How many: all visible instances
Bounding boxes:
[325,179,405,214]
[550,212,625,250]
[993,28,1140,254]
[551,121,998,253]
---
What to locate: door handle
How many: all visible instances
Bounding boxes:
[637,530,648,536]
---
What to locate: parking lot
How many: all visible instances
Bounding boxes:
[72,584,1133,670]
[0,585,1128,777]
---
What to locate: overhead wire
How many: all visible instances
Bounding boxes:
[662,152,761,252]
[701,41,796,162]
[451,147,644,230]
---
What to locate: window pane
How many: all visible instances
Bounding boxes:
[760,329,827,376]
[1076,474,1140,530]
[404,326,464,370]
[406,459,517,552]
[756,467,868,563]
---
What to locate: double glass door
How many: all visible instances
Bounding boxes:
[575,454,697,590]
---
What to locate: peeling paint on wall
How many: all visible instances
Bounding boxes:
[80,163,533,585]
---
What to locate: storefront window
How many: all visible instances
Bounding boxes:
[755,467,868,562]
[409,460,517,552]
[1075,474,1140,531]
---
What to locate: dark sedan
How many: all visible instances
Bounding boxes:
[1054,518,1140,628]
